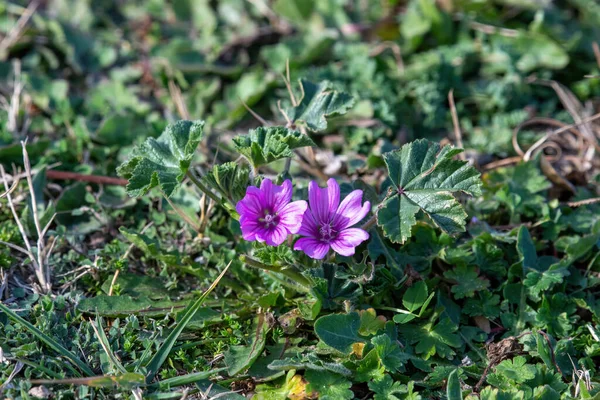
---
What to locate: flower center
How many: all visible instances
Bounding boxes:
[319,224,337,242]
[259,211,279,228]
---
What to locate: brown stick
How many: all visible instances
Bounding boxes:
[46,170,128,186]
[448,89,465,159]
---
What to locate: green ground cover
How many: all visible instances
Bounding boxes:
[1,0,600,398]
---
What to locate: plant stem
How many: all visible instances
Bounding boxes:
[186,170,221,204]
[360,214,378,231]
[240,255,311,289]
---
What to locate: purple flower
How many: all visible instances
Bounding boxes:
[236,179,308,246]
[294,178,371,259]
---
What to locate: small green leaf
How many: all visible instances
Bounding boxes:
[403,281,429,312]
[224,314,271,376]
[314,312,364,354]
[286,80,354,131]
[358,308,387,336]
[232,126,315,168]
[117,120,204,198]
[371,334,406,373]
[305,370,354,400]
[399,317,461,360]
[368,374,407,400]
[494,356,536,383]
[447,369,462,400]
[378,139,481,243]
[444,265,490,299]
[517,226,538,271]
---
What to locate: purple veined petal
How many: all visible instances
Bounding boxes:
[297,208,320,237]
[308,179,339,224]
[273,179,293,212]
[262,224,288,246]
[278,200,308,234]
[326,178,340,216]
[308,181,329,224]
[239,217,262,242]
[259,179,276,209]
[329,228,370,256]
[235,191,263,216]
[294,237,330,259]
[333,190,371,230]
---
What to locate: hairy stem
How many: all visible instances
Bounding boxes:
[186,170,221,204]
[360,214,378,231]
[240,255,311,289]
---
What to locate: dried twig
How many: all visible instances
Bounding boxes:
[0,0,40,58]
[168,80,190,120]
[1,163,50,293]
[240,98,269,126]
[448,89,465,159]
[46,170,128,186]
[593,42,600,70]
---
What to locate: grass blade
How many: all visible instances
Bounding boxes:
[150,367,226,390]
[30,372,145,389]
[446,369,462,400]
[144,262,231,383]
[0,302,94,376]
[91,316,127,374]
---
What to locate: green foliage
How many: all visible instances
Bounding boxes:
[117,120,205,198]
[378,139,482,243]
[224,314,270,375]
[201,162,250,203]
[399,317,461,360]
[2,1,600,399]
[304,370,353,400]
[232,126,315,168]
[314,312,364,354]
[286,80,355,131]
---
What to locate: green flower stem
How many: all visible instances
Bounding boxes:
[186,170,222,205]
[240,255,311,289]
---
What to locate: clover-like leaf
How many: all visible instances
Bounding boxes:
[305,370,354,400]
[286,80,354,131]
[232,126,315,168]
[378,139,482,243]
[444,265,490,299]
[399,318,461,360]
[117,120,204,198]
[368,375,407,400]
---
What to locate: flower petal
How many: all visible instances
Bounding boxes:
[297,209,320,237]
[259,179,277,210]
[236,191,263,217]
[330,228,370,257]
[273,179,293,212]
[309,179,339,224]
[278,200,308,234]
[326,178,340,216]
[294,237,330,259]
[262,224,288,246]
[333,190,371,230]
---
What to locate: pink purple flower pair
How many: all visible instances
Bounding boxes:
[235,178,371,259]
